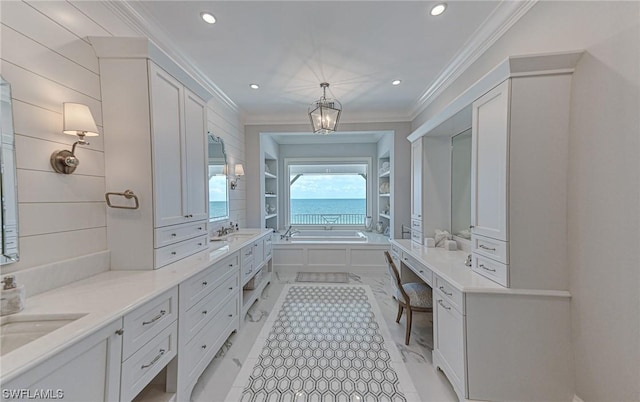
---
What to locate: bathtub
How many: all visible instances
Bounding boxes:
[289,230,367,243]
[273,230,389,274]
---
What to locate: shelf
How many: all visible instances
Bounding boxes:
[379,213,391,219]
[265,213,277,219]
[379,170,390,178]
[242,271,272,317]
[264,172,277,179]
[265,194,277,198]
[379,193,390,197]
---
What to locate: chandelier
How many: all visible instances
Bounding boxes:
[308,82,342,134]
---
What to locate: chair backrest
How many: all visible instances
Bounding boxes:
[383,251,410,304]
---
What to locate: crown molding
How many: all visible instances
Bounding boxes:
[103,1,241,114]
[408,0,538,121]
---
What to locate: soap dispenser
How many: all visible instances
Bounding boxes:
[1,275,25,316]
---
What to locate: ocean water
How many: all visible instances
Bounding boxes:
[291,198,366,225]
[209,201,228,219]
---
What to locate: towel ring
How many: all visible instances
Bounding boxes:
[105,190,139,210]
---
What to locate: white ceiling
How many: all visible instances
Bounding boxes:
[127,1,503,125]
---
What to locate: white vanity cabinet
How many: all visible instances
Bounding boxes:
[90,37,211,270]
[471,70,573,290]
[176,252,240,401]
[410,137,423,244]
[1,320,123,402]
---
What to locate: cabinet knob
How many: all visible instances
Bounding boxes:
[228,287,233,290]
[198,243,203,246]
[171,251,177,255]
[201,344,207,349]
[202,281,208,286]
[228,314,233,318]
[202,310,208,315]
[115,329,124,336]
[171,233,177,237]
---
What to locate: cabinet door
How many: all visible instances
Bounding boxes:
[2,320,123,402]
[184,89,208,221]
[434,294,465,394]
[150,63,187,227]
[410,138,423,220]
[471,80,509,241]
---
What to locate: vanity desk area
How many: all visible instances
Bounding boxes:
[398,50,584,401]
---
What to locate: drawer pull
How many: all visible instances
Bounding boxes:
[171,233,177,237]
[479,244,496,251]
[228,314,233,318]
[438,286,452,297]
[198,243,203,246]
[201,344,207,349]
[115,329,124,336]
[142,310,166,325]
[479,263,496,272]
[202,310,208,315]
[228,287,233,290]
[202,281,208,286]
[437,299,451,311]
[141,349,165,369]
[171,251,177,255]
[198,227,203,230]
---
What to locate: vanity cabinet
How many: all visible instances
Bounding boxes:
[471,72,572,290]
[1,320,123,402]
[433,281,465,394]
[177,252,240,401]
[410,137,423,244]
[91,37,211,270]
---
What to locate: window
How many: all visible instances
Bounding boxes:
[286,160,370,227]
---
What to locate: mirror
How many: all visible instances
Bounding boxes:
[451,128,472,239]
[1,76,19,264]
[208,134,229,222]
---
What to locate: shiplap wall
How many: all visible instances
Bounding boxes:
[0,0,246,275]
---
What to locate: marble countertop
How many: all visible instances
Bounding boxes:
[391,239,571,297]
[0,228,272,383]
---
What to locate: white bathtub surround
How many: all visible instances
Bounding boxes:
[226,284,419,401]
[190,272,456,402]
[273,231,389,274]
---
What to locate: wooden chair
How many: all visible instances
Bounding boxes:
[383,251,433,345]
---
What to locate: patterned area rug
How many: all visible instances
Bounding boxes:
[226,284,419,402]
[295,272,349,283]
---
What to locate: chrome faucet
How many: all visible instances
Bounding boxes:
[280,225,295,240]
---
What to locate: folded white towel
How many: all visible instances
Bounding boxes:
[434,229,451,247]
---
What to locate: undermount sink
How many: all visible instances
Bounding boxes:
[224,233,253,241]
[0,313,86,356]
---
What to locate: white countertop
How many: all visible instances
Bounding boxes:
[391,239,571,297]
[0,228,272,383]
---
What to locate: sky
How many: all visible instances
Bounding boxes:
[290,175,366,199]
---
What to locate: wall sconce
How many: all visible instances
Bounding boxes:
[229,163,245,190]
[50,103,99,174]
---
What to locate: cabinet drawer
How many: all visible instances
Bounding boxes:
[182,271,238,343]
[154,221,208,248]
[472,234,508,264]
[411,229,423,245]
[264,236,273,260]
[123,287,177,360]
[435,276,464,314]
[154,234,208,269]
[180,253,238,310]
[401,252,432,286]
[183,295,238,381]
[472,254,508,287]
[121,321,177,402]
[411,219,422,231]
[252,240,265,264]
[240,245,254,279]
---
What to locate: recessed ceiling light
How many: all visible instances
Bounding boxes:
[392,80,402,86]
[430,3,447,16]
[200,12,216,24]
[249,84,260,90]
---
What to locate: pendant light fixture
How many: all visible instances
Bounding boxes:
[308,82,342,134]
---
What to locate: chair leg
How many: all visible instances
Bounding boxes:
[405,307,413,345]
[396,304,404,323]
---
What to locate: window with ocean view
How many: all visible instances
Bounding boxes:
[288,162,368,226]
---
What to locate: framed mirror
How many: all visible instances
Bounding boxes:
[451,128,472,240]
[208,133,229,222]
[1,76,19,264]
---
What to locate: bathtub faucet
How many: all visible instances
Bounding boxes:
[280,225,293,240]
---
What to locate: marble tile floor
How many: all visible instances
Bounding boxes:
[191,272,457,402]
